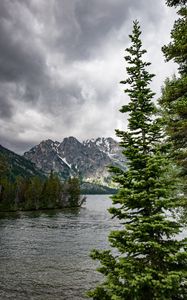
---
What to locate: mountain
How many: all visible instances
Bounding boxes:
[0,145,45,180]
[83,137,125,166]
[23,137,126,186]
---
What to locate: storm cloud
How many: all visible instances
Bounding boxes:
[0,0,177,153]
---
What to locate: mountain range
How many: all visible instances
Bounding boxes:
[23,137,126,186]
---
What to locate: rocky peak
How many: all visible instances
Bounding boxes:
[58,137,84,153]
[25,139,60,156]
[84,137,118,154]
[23,136,126,185]
[57,137,86,167]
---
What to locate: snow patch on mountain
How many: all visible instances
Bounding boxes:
[58,155,71,169]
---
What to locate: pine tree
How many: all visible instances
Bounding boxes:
[0,154,9,180]
[40,171,61,209]
[159,1,187,184]
[24,176,43,210]
[88,21,187,300]
[67,177,81,207]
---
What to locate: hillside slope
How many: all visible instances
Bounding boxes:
[0,145,45,180]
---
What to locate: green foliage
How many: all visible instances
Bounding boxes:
[166,0,187,7]
[24,176,43,210]
[0,145,45,181]
[67,177,81,206]
[0,154,9,179]
[40,171,62,209]
[61,177,82,207]
[159,76,187,176]
[162,5,187,75]
[0,171,82,211]
[0,177,16,210]
[88,21,187,300]
[159,2,187,188]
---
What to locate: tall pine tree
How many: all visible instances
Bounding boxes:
[88,21,187,300]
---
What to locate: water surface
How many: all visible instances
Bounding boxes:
[0,195,186,300]
[0,195,117,300]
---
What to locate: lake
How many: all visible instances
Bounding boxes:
[0,195,118,300]
[0,195,186,300]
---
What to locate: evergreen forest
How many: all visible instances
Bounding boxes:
[0,155,84,212]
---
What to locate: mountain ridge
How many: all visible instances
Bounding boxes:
[23,137,126,186]
[0,144,45,180]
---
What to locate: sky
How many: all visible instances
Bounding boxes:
[0,0,177,154]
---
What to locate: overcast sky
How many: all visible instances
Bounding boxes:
[0,0,177,154]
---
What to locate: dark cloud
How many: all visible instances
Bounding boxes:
[53,0,130,60]
[0,97,12,119]
[0,0,49,96]
[0,0,177,153]
[53,0,165,60]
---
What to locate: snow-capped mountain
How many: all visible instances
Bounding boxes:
[23,137,126,185]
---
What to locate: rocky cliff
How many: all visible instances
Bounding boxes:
[23,137,126,186]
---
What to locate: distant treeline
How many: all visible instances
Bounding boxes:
[0,170,85,212]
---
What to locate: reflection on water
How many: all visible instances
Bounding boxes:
[0,195,117,300]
